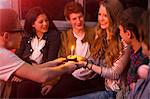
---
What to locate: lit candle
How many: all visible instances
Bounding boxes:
[71,45,75,55]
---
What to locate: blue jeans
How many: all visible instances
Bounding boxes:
[68,91,116,99]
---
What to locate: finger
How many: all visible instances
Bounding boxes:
[57,57,66,61]
[11,77,17,82]
[11,77,15,81]
[41,90,46,96]
[45,88,51,95]
[41,87,47,96]
[18,79,22,82]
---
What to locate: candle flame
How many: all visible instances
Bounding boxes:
[71,45,75,55]
[71,45,74,51]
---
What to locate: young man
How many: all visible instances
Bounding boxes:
[0,9,77,98]
[43,1,104,98]
[118,7,149,95]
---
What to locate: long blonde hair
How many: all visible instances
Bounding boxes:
[105,30,123,67]
[91,0,124,67]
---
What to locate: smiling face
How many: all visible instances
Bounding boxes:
[67,12,84,31]
[32,13,49,35]
[98,5,110,30]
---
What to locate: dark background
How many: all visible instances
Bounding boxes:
[20,0,148,21]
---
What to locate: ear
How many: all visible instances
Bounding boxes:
[126,30,132,39]
[2,32,9,39]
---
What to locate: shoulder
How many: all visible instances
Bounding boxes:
[0,48,17,58]
[83,26,96,42]
[86,26,95,36]
[0,48,10,55]
[0,48,25,81]
[0,48,24,62]
[61,29,72,35]
[85,26,95,32]
[44,30,60,42]
[60,29,73,38]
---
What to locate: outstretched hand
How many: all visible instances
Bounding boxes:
[76,61,86,68]
[76,56,85,61]
[51,57,66,66]
[63,61,78,74]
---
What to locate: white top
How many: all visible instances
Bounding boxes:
[0,48,25,81]
[29,36,46,64]
[72,32,95,80]
[74,33,89,57]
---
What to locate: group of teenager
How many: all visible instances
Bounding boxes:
[0,0,149,99]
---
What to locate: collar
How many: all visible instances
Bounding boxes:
[131,47,142,55]
[68,26,91,43]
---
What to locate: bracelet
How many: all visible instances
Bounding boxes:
[84,59,88,69]
[87,63,93,70]
[86,60,93,70]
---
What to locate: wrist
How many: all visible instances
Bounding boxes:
[84,60,88,68]
[84,60,93,70]
[87,62,93,70]
[59,64,68,74]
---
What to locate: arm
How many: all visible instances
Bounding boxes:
[35,57,66,68]
[80,46,130,80]
[95,46,130,79]
[101,46,130,79]
[15,61,77,83]
[0,49,77,83]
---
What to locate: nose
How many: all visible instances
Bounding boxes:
[99,15,104,21]
[76,18,80,23]
[43,20,48,26]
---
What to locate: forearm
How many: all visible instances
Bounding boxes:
[15,63,68,83]
[86,46,130,79]
[88,64,119,79]
[36,61,59,68]
[101,45,130,79]
[42,65,67,82]
[90,64,102,74]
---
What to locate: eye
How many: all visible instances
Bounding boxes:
[45,18,49,22]
[72,17,77,20]
[104,15,107,17]
[38,21,43,23]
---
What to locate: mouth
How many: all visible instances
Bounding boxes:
[100,23,106,26]
[42,27,48,30]
[77,23,83,27]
